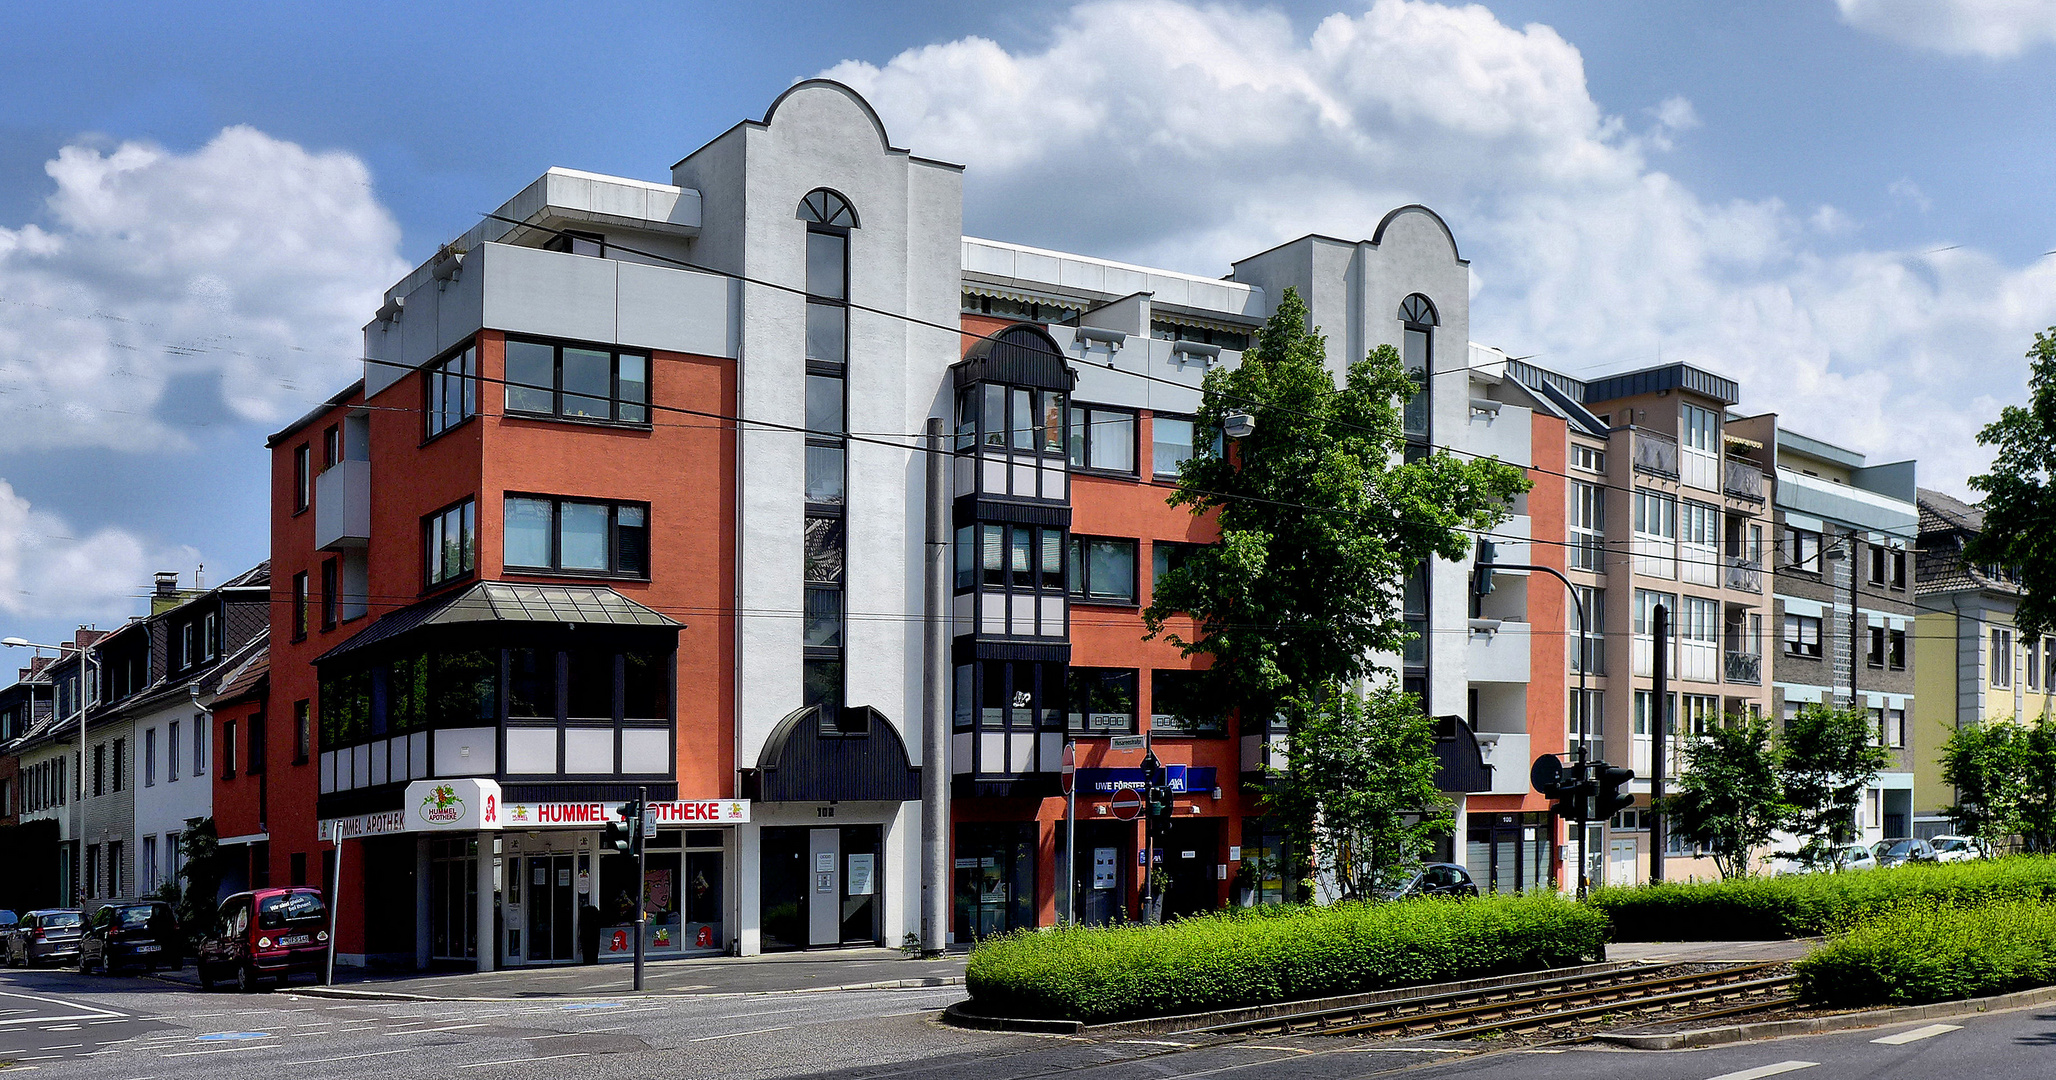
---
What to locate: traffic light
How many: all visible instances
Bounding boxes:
[1543,761,1588,821]
[1473,539,1498,597]
[604,800,639,855]
[1594,764,1636,820]
[1141,750,1173,836]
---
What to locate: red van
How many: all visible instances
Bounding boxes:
[195,888,331,991]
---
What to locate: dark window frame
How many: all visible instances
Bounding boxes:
[423,341,479,441]
[322,424,341,470]
[1067,535,1139,605]
[292,444,311,514]
[293,700,311,765]
[501,493,651,580]
[291,572,310,643]
[1066,403,1139,476]
[321,558,339,631]
[1783,613,1823,658]
[423,497,478,590]
[500,336,651,427]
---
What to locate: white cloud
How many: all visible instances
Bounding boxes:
[0,126,406,453]
[825,0,2056,492]
[1887,177,1932,213]
[1836,0,2056,58]
[0,478,198,622]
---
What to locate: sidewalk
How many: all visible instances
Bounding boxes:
[152,946,969,1000]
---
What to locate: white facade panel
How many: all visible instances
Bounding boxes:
[506,728,557,774]
[434,727,498,777]
[480,243,619,345]
[564,729,613,774]
[621,729,670,771]
[614,259,738,358]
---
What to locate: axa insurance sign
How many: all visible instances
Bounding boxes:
[404,778,504,831]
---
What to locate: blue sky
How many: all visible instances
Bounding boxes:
[2,0,2053,651]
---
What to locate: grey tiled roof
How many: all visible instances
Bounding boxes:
[1916,487,2015,597]
[315,581,682,664]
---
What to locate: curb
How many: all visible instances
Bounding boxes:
[1600,984,2056,1050]
[286,975,965,1003]
[943,960,1640,1037]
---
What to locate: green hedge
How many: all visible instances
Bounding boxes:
[965,894,1606,1024]
[1795,901,2056,1006]
[1590,857,2056,941]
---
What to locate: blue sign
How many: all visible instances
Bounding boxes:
[1076,766,1217,795]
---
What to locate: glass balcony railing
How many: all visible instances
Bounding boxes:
[1633,430,1679,478]
[1724,555,1762,592]
[1725,651,1762,685]
[1723,459,1768,502]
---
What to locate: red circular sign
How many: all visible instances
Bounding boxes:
[1110,787,1142,821]
[1060,742,1077,795]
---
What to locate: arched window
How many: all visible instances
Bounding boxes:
[796,188,859,229]
[1399,293,1438,327]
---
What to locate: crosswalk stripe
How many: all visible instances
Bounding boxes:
[1873,1023,1962,1045]
[1703,1063,1818,1080]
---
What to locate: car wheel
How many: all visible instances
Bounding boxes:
[235,964,259,993]
[197,964,215,990]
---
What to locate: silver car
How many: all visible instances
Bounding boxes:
[5,909,85,967]
[1929,835,1985,863]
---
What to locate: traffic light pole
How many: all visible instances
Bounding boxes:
[634,786,648,992]
[1651,605,1668,884]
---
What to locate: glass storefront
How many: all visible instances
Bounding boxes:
[1465,812,1553,894]
[597,829,726,958]
[954,822,1035,939]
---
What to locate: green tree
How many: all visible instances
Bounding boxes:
[1145,287,1529,893]
[1665,715,1788,879]
[1779,702,1892,864]
[173,817,227,941]
[1967,327,2056,641]
[1943,720,2056,853]
[1268,684,1452,899]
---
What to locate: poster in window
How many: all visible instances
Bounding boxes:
[644,868,674,911]
[1092,847,1117,889]
[847,853,875,896]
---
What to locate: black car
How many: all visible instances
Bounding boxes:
[1381,863,1480,900]
[79,901,182,973]
[1874,837,1938,868]
[4,909,85,967]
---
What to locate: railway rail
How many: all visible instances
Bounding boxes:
[1198,962,1796,1041]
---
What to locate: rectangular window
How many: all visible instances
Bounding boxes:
[1152,415,1197,476]
[1783,527,1823,574]
[294,701,311,764]
[168,721,180,782]
[1992,627,2014,687]
[1632,490,1677,578]
[144,728,156,787]
[502,338,649,424]
[1571,444,1605,473]
[323,425,341,469]
[1633,589,1678,677]
[293,444,311,513]
[502,495,650,578]
[1868,543,1887,585]
[1571,585,1604,675]
[1870,625,1888,669]
[194,715,206,775]
[1067,536,1138,604]
[1067,404,1137,474]
[424,344,477,438]
[321,558,339,631]
[1152,541,1197,593]
[1401,325,1430,440]
[1678,693,1719,736]
[1633,689,1676,736]
[1888,708,1907,749]
[1066,667,1139,733]
[222,719,238,778]
[1680,500,1720,586]
[112,738,125,792]
[1784,613,1823,658]
[424,498,477,586]
[1151,669,1223,736]
[292,572,309,641]
[1569,482,1605,571]
[1889,627,1907,671]
[1891,548,1907,589]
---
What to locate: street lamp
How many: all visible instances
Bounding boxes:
[3,636,96,907]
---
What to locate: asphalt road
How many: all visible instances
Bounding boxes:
[5,963,2052,1080]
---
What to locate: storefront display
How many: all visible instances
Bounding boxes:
[599,829,726,959]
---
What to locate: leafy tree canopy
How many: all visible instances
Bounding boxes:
[1666,715,1788,880]
[1967,326,2056,641]
[1780,702,1892,862]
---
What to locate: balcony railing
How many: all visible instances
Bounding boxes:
[1724,555,1762,592]
[1725,650,1762,685]
[1633,430,1679,478]
[1723,459,1768,502]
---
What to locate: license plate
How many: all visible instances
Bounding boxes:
[281,934,310,946]
[135,945,160,953]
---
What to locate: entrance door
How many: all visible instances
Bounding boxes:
[1161,819,1221,919]
[428,837,477,962]
[955,822,1034,940]
[1067,822,1129,926]
[526,853,577,963]
[1607,838,1637,888]
[806,828,840,947]
[837,826,882,945]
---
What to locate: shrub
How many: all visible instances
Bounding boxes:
[1795,900,2056,1006]
[965,894,1605,1023]
[1589,856,2056,941]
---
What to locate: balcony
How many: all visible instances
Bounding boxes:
[1472,731,1531,797]
[314,459,370,551]
[1724,555,1762,593]
[1467,620,1531,684]
[1633,430,1679,479]
[1725,651,1762,685]
[1723,459,1768,503]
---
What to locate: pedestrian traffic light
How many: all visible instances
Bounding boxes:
[1594,764,1636,820]
[1140,750,1173,835]
[605,801,638,855]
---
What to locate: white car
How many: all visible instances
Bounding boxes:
[1828,843,1880,872]
[1929,835,1985,863]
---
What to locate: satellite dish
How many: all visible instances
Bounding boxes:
[1531,754,1565,794]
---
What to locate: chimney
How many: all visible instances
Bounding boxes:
[152,570,185,615]
[155,571,179,597]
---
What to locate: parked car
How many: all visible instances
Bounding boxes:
[78,900,182,974]
[195,888,330,991]
[1380,863,1480,900]
[1873,837,1938,868]
[1823,843,1880,872]
[1930,835,1986,863]
[0,910,17,935]
[5,909,85,967]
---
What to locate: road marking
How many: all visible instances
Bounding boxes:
[382,1023,487,1036]
[1873,1023,1962,1045]
[690,1026,793,1042]
[159,1044,273,1058]
[458,1052,587,1068]
[1704,1063,1819,1080]
[195,1032,271,1041]
[559,1002,621,1010]
[40,1043,82,1050]
[718,1007,808,1020]
[291,1046,417,1064]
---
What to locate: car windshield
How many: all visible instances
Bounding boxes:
[257,893,327,928]
[1933,838,1967,852]
[42,912,82,929]
[115,907,158,929]
[1380,873,1424,899]
[1884,840,1915,856]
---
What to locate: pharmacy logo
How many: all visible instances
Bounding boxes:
[420,784,465,825]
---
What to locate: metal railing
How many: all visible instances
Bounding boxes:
[1723,459,1768,502]
[1725,651,1762,685]
[1724,555,1762,592]
[1633,430,1679,478]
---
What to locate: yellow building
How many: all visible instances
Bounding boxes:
[1912,489,2054,834]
